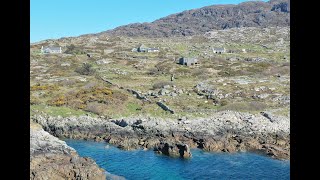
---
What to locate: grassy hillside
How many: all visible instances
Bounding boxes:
[30,26,290,119]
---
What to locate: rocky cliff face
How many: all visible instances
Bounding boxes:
[32,110,290,160]
[30,122,107,180]
[102,0,289,38]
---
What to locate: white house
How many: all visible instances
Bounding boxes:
[212,47,226,54]
[147,47,160,52]
[41,46,62,54]
[134,44,160,53]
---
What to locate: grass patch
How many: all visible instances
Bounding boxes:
[31,104,97,117]
[152,81,174,90]
[218,101,267,112]
[126,102,142,112]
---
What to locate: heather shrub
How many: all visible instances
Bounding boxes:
[75,63,96,75]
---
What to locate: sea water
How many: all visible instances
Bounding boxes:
[65,139,289,180]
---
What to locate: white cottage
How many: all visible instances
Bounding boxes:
[212,47,226,54]
[41,46,62,54]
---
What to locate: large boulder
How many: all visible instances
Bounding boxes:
[30,123,106,180]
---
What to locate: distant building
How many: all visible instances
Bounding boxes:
[134,44,160,52]
[212,47,226,54]
[147,48,160,52]
[137,44,149,52]
[131,48,138,52]
[179,57,198,66]
[41,46,62,54]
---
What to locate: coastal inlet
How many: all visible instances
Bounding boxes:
[66,139,290,180]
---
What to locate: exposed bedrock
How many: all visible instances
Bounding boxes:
[32,110,290,160]
[30,122,107,180]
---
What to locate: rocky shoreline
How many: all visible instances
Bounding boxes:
[32,110,290,160]
[30,122,125,180]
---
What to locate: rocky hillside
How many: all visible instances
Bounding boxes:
[30,121,107,180]
[102,0,289,37]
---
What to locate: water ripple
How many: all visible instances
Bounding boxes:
[65,139,290,180]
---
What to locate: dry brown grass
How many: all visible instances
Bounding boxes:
[30,121,42,130]
[218,101,267,112]
[152,81,174,90]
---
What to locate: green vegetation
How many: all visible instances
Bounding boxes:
[30,105,96,117]
[30,27,289,118]
[65,44,86,55]
[75,63,96,75]
[31,84,59,91]
[218,101,268,112]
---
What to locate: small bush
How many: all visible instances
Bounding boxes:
[220,99,229,106]
[65,44,85,54]
[217,69,240,77]
[110,91,128,102]
[30,96,41,105]
[75,63,96,75]
[74,86,113,104]
[148,68,160,75]
[158,50,167,59]
[155,62,173,74]
[126,60,138,66]
[31,84,59,91]
[48,95,66,106]
[67,99,86,109]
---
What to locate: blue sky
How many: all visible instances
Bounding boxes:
[31,0,265,43]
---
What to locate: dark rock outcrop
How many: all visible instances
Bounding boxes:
[155,142,192,158]
[156,101,175,114]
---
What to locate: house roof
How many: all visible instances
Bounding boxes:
[213,47,225,51]
[181,57,198,61]
[43,46,61,51]
[139,44,148,49]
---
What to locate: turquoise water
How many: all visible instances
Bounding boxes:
[65,139,290,180]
